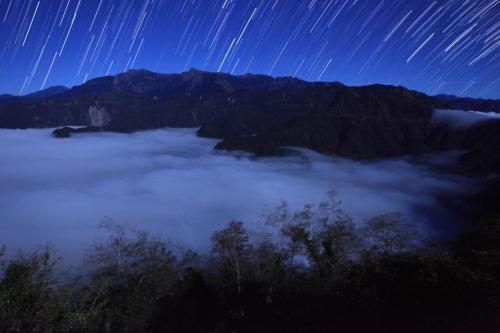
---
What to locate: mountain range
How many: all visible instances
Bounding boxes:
[0,69,499,173]
[0,86,69,107]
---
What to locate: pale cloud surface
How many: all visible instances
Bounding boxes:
[433,109,500,128]
[0,128,476,262]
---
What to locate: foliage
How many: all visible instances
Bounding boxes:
[84,220,178,332]
[1,200,500,332]
[0,244,67,333]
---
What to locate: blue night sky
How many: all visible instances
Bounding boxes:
[0,0,498,98]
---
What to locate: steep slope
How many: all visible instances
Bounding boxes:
[428,110,500,173]
[211,84,434,158]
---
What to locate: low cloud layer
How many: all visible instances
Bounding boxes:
[0,128,476,260]
[433,109,500,128]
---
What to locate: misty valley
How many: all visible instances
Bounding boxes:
[0,43,499,333]
[0,127,479,259]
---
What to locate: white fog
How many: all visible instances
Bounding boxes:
[0,128,476,261]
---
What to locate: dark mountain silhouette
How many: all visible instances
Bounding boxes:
[25,85,69,100]
[67,68,311,96]
[0,69,498,173]
[0,86,68,107]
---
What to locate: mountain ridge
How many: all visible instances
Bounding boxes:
[0,85,68,107]
[0,69,496,110]
[0,69,499,173]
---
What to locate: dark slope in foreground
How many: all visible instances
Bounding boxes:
[0,69,499,173]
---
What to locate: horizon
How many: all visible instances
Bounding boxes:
[0,0,498,99]
[1,67,498,101]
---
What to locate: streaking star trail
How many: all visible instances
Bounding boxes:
[0,0,498,97]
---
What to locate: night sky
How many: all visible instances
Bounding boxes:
[0,0,498,98]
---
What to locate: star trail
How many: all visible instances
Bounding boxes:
[0,0,498,98]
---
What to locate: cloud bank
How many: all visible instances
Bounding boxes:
[0,128,476,261]
[433,109,500,128]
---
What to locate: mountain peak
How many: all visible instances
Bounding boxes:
[25,86,69,99]
[186,68,205,74]
[121,68,154,77]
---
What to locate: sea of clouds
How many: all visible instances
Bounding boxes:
[433,109,500,128]
[0,128,477,261]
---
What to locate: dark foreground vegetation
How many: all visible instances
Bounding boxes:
[1,194,500,333]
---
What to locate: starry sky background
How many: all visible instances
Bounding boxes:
[0,0,498,98]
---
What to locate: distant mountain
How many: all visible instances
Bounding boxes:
[0,86,68,107]
[25,86,68,100]
[0,94,18,107]
[62,68,310,97]
[0,69,498,173]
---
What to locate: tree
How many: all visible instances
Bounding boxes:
[361,212,421,256]
[84,220,177,332]
[0,244,65,333]
[0,244,5,272]
[211,220,252,316]
[280,194,360,279]
[264,200,291,253]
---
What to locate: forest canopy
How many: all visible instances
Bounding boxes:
[1,194,499,333]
